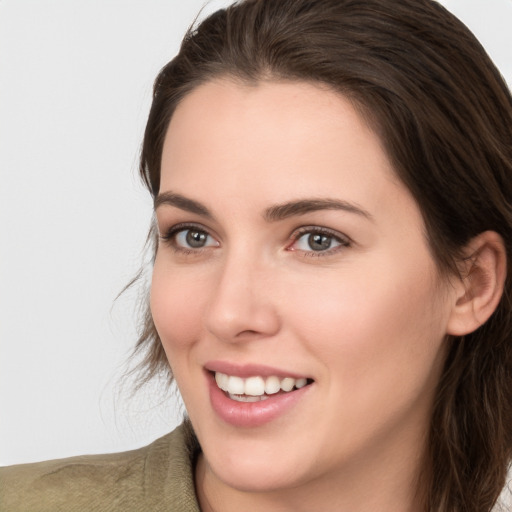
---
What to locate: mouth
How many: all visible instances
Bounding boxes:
[213,371,313,403]
[204,362,314,427]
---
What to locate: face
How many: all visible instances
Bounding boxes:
[151,79,456,496]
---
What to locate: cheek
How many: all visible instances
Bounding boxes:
[287,258,449,388]
[150,259,208,353]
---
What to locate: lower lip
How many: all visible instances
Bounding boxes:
[207,372,312,428]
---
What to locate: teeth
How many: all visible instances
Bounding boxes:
[227,376,244,395]
[214,372,310,397]
[228,393,270,402]
[280,377,295,392]
[215,372,229,391]
[295,378,307,389]
[245,376,265,396]
[264,376,281,395]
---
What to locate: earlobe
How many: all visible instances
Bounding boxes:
[446,231,507,337]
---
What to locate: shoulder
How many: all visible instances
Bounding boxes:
[0,422,200,512]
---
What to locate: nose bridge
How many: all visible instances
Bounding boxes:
[204,246,280,342]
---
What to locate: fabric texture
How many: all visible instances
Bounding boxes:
[0,421,201,512]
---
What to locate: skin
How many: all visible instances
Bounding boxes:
[151,79,462,512]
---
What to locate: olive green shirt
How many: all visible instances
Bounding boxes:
[0,422,201,512]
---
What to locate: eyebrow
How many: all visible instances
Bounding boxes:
[154,192,372,222]
[154,192,214,219]
[264,198,373,222]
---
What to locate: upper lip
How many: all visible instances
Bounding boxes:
[204,360,311,380]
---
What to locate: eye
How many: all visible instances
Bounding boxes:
[288,227,350,255]
[160,224,219,251]
[175,228,216,249]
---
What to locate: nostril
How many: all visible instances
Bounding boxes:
[235,329,260,338]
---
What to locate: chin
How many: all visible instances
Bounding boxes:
[198,428,312,493]
[211,458,304,493]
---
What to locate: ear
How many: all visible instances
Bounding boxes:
[446,231,507,336]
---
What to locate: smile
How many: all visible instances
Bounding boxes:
[206,367,314,427]
[214,372,310,402]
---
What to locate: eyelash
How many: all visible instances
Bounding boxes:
[159,223,351,257]
[287,226,351,257]
[159,223,217,255]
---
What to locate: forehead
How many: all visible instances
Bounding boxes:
[163,80,391,179]
[163,79,381,164]
[160,79,415,225]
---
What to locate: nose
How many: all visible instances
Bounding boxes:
[204,252,281,343]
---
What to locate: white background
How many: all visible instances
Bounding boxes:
[1,0,511,467]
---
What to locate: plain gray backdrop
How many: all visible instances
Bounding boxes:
[1,0,511,467]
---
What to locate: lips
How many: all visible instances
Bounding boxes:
[205,362,313,427]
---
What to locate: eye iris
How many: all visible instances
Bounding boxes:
[186,230,207,248]
[308,233,331,251]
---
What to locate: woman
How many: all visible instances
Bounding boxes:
[2,0,511,511]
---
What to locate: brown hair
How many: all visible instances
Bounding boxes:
[134,0,512,509]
